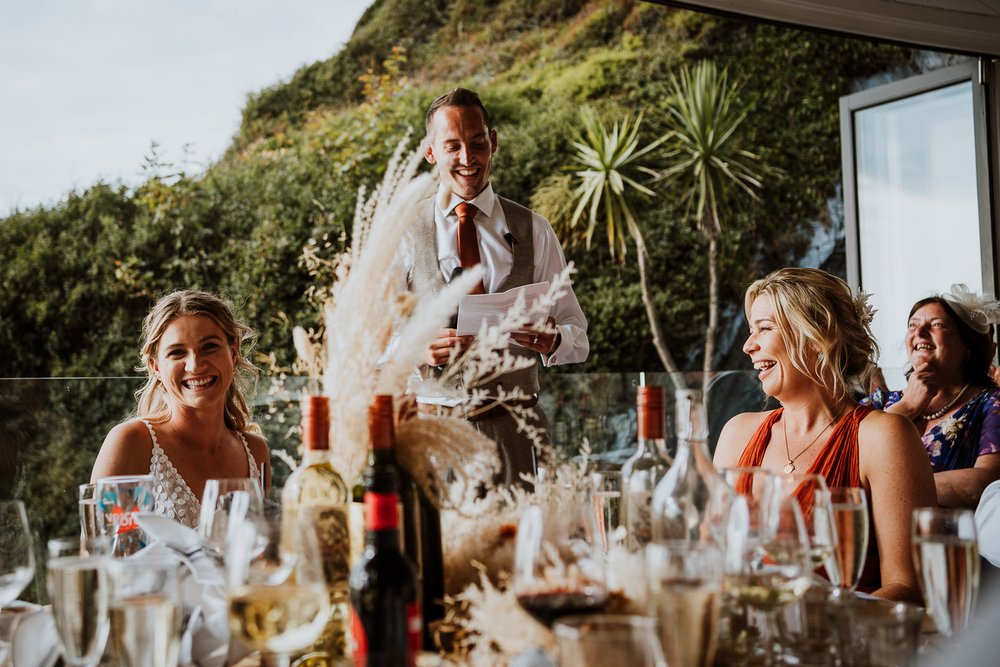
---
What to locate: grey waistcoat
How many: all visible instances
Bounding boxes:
[409,195,540,396]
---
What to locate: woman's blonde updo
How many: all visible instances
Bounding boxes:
[745,267,878,399]
[135,290,259,432]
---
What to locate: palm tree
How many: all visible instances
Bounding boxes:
[552,106,683,386]
[659,61,765,391]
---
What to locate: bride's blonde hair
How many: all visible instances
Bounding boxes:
[135,290,259,431]
[745,267,877,398]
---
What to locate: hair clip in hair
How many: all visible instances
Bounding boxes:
[853,291,876,328]
[941,283,1000,334]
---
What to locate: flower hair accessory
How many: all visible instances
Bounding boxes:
[941,283,1000,334]
[853,291,876,328]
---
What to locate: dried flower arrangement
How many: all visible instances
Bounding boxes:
[289,137,650,664]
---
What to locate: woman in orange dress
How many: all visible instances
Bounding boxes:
[713,268,936,603]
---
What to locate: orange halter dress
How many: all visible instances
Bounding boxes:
[733,404,881,591]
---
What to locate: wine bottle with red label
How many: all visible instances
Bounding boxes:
[349,394,421,666]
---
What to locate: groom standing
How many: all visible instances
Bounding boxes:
[409,87,589,487]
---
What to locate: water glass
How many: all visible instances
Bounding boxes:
[95,476,155,558]
[588,470,622,552]
[0,500,35,607]
[79,483,101,550]
[645,541,722,667]
[106,557,183,667]
[779,473,839,585]
[553,614,665,666]
[911,507,980,637]
[47,555,109,667]
[827,596,923,667]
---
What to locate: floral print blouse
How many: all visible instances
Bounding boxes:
[863,388,1000,471]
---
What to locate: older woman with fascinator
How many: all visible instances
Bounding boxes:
[92,290,270,528]
[714,268,936,603]
[864,284,1000,509]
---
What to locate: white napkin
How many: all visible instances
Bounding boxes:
[0,602,58,667]
[134,513,250,667]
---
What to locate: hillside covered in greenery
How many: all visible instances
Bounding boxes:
[1,0,920,381]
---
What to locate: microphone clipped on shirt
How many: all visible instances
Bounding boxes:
[504,232,517,248]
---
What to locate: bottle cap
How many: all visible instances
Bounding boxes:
[368,394,395,450]
[637,385,665,440]
[302,395,330,451]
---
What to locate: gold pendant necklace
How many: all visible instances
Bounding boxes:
[781,411,836,475]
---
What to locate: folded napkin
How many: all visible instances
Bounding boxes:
[134,513,250,667]
[0,602,58,667]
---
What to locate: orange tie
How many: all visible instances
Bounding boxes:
[455,202,485,294]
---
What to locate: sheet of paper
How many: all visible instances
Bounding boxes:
[455,281,550,336]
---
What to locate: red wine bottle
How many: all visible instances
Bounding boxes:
[349,395,421,667]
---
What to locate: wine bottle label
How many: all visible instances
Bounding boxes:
[349,606,367,663]
[407,602,422,657]
[313,505,351,588]
[365,491,399,531]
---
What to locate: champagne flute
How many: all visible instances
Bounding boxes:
[829,487,869,594]
[723,467,812,666]
[226,511,332,667]
[588,470,622,553]
[79,483,102,554]
[0,500,35,607]
[513,499,608,628]
[911,507,980,637]
[199,477,265,559]
[646,541,722,667]
[106,557,184,667]
[779,473,839,585]
[47,555,109,667]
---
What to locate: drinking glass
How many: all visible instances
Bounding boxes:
[79,483,102,552]
[779,473,839,585]
[588,470,622,552]
[553,614,665,666]
[95,475,155,557]
[722,467,812,666]
[911,507,980,637]
[199,477,265,559]
[0,500,35,607]
[106,557,183,667]
[226,511,332,667]
[829,487,869,593]
[47,555,109,667]
[513,500,608,628]
[646,541,722,667]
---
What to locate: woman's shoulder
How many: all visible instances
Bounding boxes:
[240,429,269,460]
[104,418,154,447]
[857,408,925,458]
[92,419,155,481]
[714,409,776,466]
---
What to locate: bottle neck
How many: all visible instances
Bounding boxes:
[301,448,330,466]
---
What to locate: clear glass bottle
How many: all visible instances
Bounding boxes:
[281,395,352,664]
[621,385,672,551]
[652,388,733,544]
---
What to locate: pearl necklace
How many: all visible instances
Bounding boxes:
[922,384,969,421]
[781,413,836,475]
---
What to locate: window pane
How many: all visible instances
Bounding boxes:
[856,81,981,383]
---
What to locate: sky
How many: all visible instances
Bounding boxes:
[0,0,373,216]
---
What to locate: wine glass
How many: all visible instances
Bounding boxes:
[779,473,839,586]
[553,614,666,666]
[911,507,980,637]
[199,477,265,559]
[226,511,332,667]
[47,555,109,667]
[588,470,622,553]
[106,557,183,667]
[79,483,102,553]
[0,500,35,607]
[723,467,812,666]
[829,487,869,594]
[645,541,722,667]
[513,499,608,628]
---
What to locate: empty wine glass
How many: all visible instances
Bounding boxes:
[779,473,839,586]
[829,487,869,594]
[723,467,812,666]
[226,511,332,667]
[199,477,265,559]
[106,557,183,667]
[47,555,109,667]
[0,500,35,607]
[513,498,608,628]
[911,507,980,637]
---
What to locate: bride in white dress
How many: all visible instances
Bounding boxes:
[92,290,270,528]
